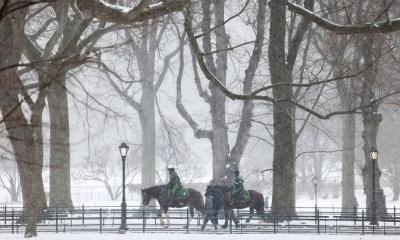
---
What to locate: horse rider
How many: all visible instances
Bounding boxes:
[230,170,245,205]
[166,168,183,206]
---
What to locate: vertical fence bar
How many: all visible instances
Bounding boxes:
[394,206,396,226]
[384,221,386,235]
[186,208,189,234]
[354,206,357,225]
[273,217,276,234]
[229,210,232,234]
[100,208,102,233]
[362,210,365,235]
[11,209,14,234]
[70,209,73,227]
[4,205,6,224]
[56,207,59,233]
[142,207,145,233]
[82,204,85,225]
[317,209,320,234]
[335,217,338,235]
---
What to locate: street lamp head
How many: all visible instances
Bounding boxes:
[370,148,378,161]
[119,142,129,158]
[313,177,317,185]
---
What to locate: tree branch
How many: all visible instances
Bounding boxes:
[284,0,400,34]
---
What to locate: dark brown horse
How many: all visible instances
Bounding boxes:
[205,185,266,228]
[141,185,204,228]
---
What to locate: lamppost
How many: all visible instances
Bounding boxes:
[119,142,129,233]
[370,148,379,226]
[313,177,318,223]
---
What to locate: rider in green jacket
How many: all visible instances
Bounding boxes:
[231,170,245,204]
[166,168,183,205]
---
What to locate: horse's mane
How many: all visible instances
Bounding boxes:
[143,185,167,193]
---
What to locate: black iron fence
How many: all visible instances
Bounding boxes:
[1,205,400,235]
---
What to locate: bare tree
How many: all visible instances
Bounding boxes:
[177,0,267,185]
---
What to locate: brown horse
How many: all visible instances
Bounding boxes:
[205,185,266,228]
[141,185,205,228]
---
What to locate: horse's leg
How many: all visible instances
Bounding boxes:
[221,209,229,229]
[184,206,195,228]
[246,208,254,223]
[158,209,165,226]
[232,211,239,229]
[165,211,170,228]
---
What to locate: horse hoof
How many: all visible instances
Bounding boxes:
[221,224,228,229]
[163,225,169,229]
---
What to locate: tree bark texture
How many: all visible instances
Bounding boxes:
[268,0,295,218]
[359,36,387,218]
[48,71,73,208]
[0,4,43,236]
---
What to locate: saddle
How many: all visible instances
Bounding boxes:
[175,188,189,200]
[231,190,250,203]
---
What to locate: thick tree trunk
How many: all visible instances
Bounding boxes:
[48,72,73,209]
[360,38,387,218]
[139,97,156,188]
[0,6,44,236]
[341,113,358,213]
[209,0,230,185]
[137,43,157,189]
[392,162,400,201]
[269,0,296,218]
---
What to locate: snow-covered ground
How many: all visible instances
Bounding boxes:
[2,233,400,240]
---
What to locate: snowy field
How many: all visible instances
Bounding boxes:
[2,233,400,240]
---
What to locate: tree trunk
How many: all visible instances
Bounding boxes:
[341,112,358,213]
[392,162,400,201]
[48,71,73,209]
[0,7,44,236]
[360,37,387,218]
[208,0,230,185]
[269,0,296,218]
[139,97,156,188]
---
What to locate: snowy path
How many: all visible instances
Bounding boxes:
[2,233,400,240]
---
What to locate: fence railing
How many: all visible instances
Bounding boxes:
[1,205,400,235]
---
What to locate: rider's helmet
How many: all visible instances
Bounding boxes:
[234,170,240,176]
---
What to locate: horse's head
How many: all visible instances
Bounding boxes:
[205,185,213,197]
[141,189,151,206]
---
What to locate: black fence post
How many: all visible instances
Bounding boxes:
[100,208,102,233]
[394,206,396,226]
[335,217,338,235]
[56,207,59,233]
[229,210,233,234]
[354,206,357,225]
[384,221,386,235]
[317,209,320,234]
[186,208,189,234]
[4,205,6,224]
[11,209,14,234]
[273,217,276,234]
[82,204,85,225]
[142,207,145,233]
[362,210,365,235]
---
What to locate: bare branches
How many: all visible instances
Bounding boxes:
[284,0,400,34]
[184,7,400,120]
[175,28,212,139]
[76,0,189,25]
